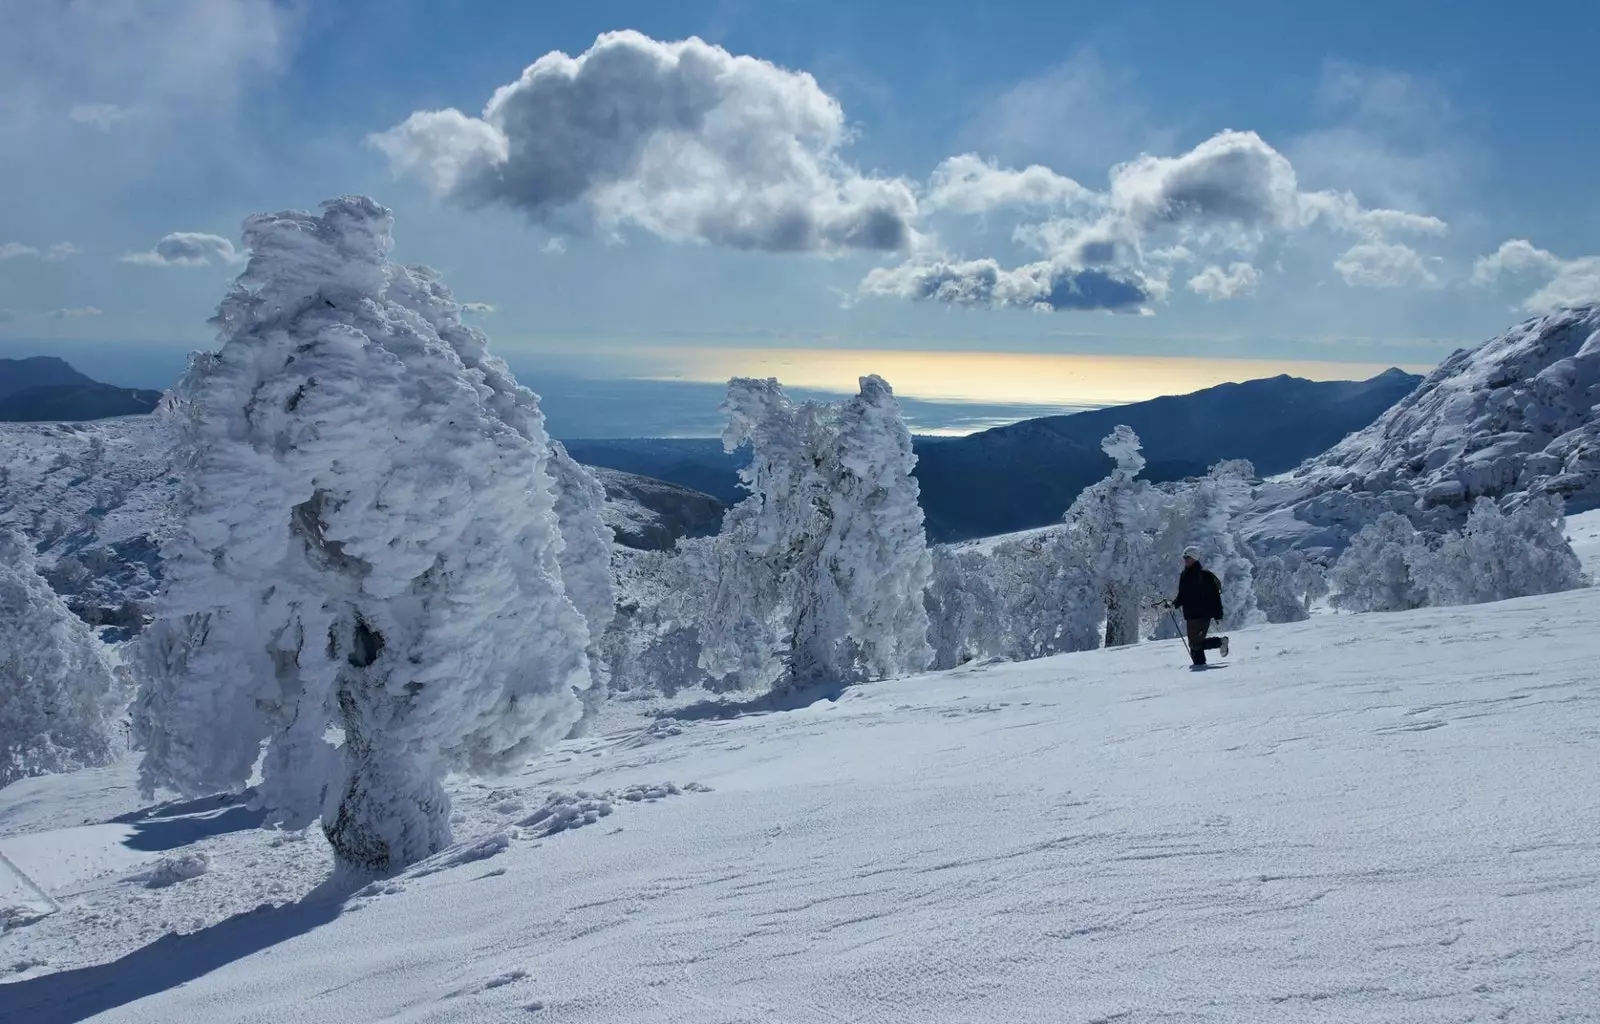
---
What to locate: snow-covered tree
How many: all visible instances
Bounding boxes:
[926,528,1105,668]
[821,375,934,678]
[0,529,126,787]
[695,375,932,690]
[1410,496,1587,606]
[1328,512,1425,613]
[133,197,600,874]
[1065,427,1163,647]
[1253,549,1328,623]
[1169,459,1261,628]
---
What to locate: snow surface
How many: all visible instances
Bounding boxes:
[3,591,1600,1021]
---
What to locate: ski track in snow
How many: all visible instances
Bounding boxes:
[2,592,1600,1022]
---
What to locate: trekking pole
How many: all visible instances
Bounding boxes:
[1166,607,1195,663]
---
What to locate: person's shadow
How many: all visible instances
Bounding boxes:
[0,880,351,1024]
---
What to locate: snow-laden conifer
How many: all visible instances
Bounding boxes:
[1065,426,1161,646]
[1410,495,1587,606]
[133,197,599,873]
[0,529,126,787]
[696,375,932,690]
[1329,512,1425,613]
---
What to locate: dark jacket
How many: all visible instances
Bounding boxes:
[1175,563,1224,621]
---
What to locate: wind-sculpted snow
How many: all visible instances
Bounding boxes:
[1,592,1598,1021]
[1244,306,1600,554]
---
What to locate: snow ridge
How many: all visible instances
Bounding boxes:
[1244,305,1600,552]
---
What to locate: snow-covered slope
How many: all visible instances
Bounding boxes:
[2,592,1597,1022]
[0,417,175,631]
[1243,306,1600,554]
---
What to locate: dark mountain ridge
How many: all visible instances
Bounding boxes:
[0,356,163,422]
[566,368,1423,543]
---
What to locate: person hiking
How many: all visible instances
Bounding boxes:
[1170,546,1228,666]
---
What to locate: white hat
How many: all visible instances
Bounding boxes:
[1182,545,1202,560]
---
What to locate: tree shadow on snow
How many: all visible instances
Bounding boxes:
[658,679,854,722]
[111,790,269,852]
[0,879,358,1024]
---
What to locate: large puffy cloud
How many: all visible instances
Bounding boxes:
[1187,262,1261,301]
[1109,130,1301,243]
[859,257,1159,313]
[373,31,917,254]
[1473,240,1600,313]
[121,231,244,267]
[1333,242,1439,289]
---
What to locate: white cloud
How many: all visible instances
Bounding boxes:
[868,128,1449,315]
[542,238,567,255]
[48,306,102,319]
[1472,240,1600,313]
[1188,262,1262,301]
[121,231,244,267]
[859,256,1161,313]
[373,31,918,255]
[1298,191,1448,240]
[924,154,1090,214]
[1334,242,1439,289]
[68,102,133,131]
[0,240,80,261]
[0,309,15,323]
[461,301,496,314]
[1109,130,1302,246]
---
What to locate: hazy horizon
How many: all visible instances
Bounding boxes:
[0,335,1428,438]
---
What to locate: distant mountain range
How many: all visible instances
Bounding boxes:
[569,368,1424,543]
[0,356,162,422]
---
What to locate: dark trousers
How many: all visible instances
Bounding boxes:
[1185,618,1223,665]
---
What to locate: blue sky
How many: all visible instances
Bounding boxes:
[1,0,1597,411]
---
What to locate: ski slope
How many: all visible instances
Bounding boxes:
[3,589,1600,1022]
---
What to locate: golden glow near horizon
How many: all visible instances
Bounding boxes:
[619,346,1433,408]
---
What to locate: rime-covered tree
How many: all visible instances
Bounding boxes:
[820,375,934,678]
[133,197,599,874]
[1328,512,1425,613]
[1410,496,1586,606]
[1253,550,1328,623]
[696,375,932,690]
[0,529,126,787]
[1170,459,1261,628]
[1065,426,1162,647]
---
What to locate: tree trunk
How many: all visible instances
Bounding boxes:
[321,616,451,875]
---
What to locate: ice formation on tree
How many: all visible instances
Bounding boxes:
[1330,495,1586,614]
[0,529,126,786]
[1252,550,1328,623]
[133,196,602,873]
[692,375,932,690]
[1408,495,1587,606]
[1065,426,1163,647]
[1170,459,1262,628]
